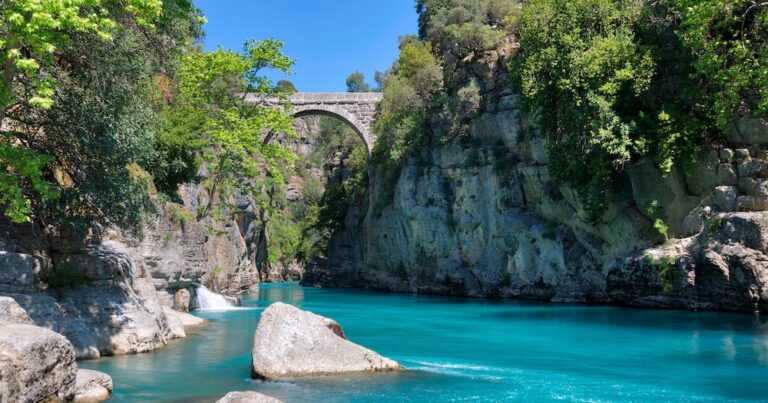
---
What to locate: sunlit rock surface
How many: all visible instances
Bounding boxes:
[0,324,77,402]
[217,391,284,403]
[74,369,113,402]
[251,302,401,379]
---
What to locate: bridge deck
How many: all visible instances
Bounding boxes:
[245,92,383,104]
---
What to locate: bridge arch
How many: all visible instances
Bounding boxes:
[248,92,382,155]
[293,105,373,155]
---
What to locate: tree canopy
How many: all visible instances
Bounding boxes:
[511,0,766,220]
[346,71,372,93]
[1,0,199,224]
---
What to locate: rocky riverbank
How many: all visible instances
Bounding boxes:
[0,122,321,359]
[0,298,114,402]
[0,217,186,359]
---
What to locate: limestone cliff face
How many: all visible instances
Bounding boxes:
[129,116,325,300]
[0,219,184,359]
[315,48,768,313]
[121,186,261,302]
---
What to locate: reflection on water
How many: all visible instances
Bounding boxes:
[248,283,305,307]
[81,282,768,402]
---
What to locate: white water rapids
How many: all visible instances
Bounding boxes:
[195,285,237,310]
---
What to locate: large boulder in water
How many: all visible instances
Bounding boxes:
[216,391,283,403]
[251,302,402,379]
[0,324,77,402]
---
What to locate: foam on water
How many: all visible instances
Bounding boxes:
[195,285,239,310]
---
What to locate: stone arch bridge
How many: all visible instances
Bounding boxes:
[246,92,383,154]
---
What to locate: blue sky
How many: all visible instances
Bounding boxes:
[194,0,418,92]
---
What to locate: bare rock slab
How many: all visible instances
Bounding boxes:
[217,391,283,403]
[74,369,113,402]
[0,324,77,402]
[251,302,402,379]
[176,310,208,328]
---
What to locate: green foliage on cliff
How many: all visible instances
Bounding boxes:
[511,0,658,219]
[373,0,766,226]
[371,1,521,211]
[510,0,763,220]
[670,0,768,129]
[296,116,369,262]
[1,0,202,225]
[370,36,443,209]
[417,0,518,57]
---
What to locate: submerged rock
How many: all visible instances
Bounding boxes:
[74,369,113,402]
[163,306,207,330]
[0,296,33,325]
[176,311,208,328]
[217,391,283,403]
[0,324,77,402]
[251,302,402,379]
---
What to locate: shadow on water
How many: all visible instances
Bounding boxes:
[484,303,768,334]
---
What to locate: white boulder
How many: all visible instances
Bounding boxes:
[251,302,402,379]
[217,391,283,403]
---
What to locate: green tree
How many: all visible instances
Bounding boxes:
[276,80,298,93]
[0,0,192,224]
[346,71,372,92]
[510,0,698,220]
[669,0,768,129]
[1,0,163,118]
[370,36,443,209]
[171,39,296,220]
[417,0,518,58]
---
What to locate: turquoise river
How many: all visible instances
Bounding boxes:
[81,282,768,402]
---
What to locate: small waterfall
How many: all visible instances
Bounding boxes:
[196,285,235,310]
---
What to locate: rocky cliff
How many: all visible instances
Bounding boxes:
[115,116,327,304]
[0,181,270,359]
[0,218,184,359]
[0,113,336,357]
[313,46,768,313]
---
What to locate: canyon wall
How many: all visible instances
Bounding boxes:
[0,115,329,358]
[314,48,768,313]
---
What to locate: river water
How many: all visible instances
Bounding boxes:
[81,282,768,402]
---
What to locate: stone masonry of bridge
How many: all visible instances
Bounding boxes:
[246,92,383,153]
